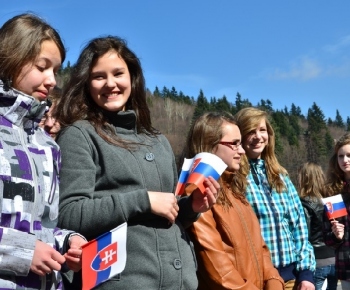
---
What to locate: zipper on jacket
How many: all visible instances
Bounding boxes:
[18,124,39,234]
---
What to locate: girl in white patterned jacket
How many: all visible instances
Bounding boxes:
[0,13,86,289]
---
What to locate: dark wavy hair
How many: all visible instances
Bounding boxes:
[0,13,65,86]
[56,36,158,148]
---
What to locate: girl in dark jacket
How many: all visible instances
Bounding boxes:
[323,133,350,289]
[297,162,337,290]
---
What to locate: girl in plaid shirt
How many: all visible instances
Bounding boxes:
[235,107,315,290]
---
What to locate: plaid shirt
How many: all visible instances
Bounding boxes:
[246,159,315,275]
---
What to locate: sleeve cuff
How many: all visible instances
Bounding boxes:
[177,195,200,228]
[296,269,314,285]
[68,233,87,246]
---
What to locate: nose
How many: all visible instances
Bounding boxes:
[44,116,55,128]
[44,70,57,88]
[238,145,245,154]
[254,131,262,138]
[106,76,117,88]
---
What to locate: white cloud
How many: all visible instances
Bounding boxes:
[267,57,322,81]
[324,35,350,53]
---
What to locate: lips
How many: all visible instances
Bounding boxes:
[251,141,265,147]
[103,92,121,98]
[35,90,48,100]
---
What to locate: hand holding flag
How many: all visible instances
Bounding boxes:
[82,222,127,290]
[175,152,227,196]
[322,194,348,220]
[331,220,345,240]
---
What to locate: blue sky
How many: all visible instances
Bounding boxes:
[2,1,350,120]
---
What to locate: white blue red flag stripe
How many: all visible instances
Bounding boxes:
[175,152,227,195]
[82,222,127,290]
[175,158,193,195]
[322,194,347,220]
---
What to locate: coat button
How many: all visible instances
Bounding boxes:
[173,259,182,269]
[145,153,155,161]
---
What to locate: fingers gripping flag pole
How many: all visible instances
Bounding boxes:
[175,152,227,196]
[82,222,127,290]
[322,194,347,220]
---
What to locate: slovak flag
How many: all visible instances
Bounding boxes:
[322,194,348,220]
[175,152,227,195]
[82,222,127,290]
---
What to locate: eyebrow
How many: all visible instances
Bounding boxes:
[36,57,61,68]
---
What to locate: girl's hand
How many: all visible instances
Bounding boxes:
[191,176,220,213]
[31,240,65,276]
[148,191,179,223]
[331,220,345,240]
[64,235,87,272]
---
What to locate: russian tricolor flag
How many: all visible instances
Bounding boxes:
[175,152,227,195]
[322,194,348,220]
[82,222,127,290]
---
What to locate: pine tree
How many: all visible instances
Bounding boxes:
[153,86,161,97]
[347,117,350,131]
[170,87,178,100]
[306,103,328,163]
[334,109,345,128]
[192,89,210,120]
[290,103,303,117]
[215,95,232,112]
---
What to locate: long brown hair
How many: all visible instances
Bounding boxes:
[326,133,350,195]
[56,36,158,149]
[297,162,329,201]
[234,107,288,193]
[184,111,248,206]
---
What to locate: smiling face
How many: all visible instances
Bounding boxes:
[242,118,269,159]
[337,144,350,179]
[13,40,61,102]
[89,50,132,112]
[213,122,245,172]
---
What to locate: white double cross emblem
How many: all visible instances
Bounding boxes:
[101,249,117,265]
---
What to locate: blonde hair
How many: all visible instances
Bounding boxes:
[297,162,328,200]
[326,132,350,195]
[234,107,287,193]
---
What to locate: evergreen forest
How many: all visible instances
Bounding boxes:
[57,65,349,185]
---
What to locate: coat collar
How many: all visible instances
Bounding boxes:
[0,80,48,128]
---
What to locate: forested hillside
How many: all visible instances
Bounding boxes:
[57,66,348,184]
